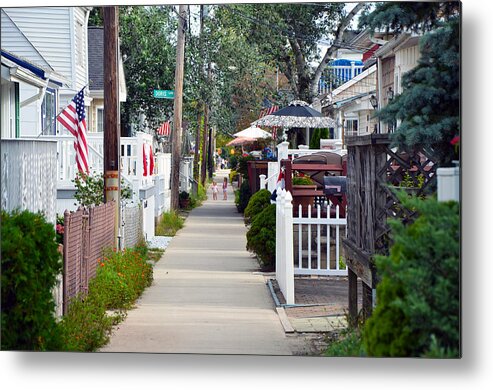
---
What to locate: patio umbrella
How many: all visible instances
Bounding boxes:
[226,136,256,146]
[252,100,336,128]
[233,125,271,139]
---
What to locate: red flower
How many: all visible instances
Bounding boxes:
[450,135,460,146]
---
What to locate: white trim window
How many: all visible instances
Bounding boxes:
[41,88,56,135]
[97,107,104,132]
[345,118,358,136]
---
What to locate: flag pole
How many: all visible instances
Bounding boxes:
[36,82,91,138]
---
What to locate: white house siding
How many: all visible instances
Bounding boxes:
[331,67,376,104]
[2,8,72,80]
[73,7,88,92]
[0,10,51,68]
[395,44,420,94]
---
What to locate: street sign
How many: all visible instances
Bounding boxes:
[153,89,175,99]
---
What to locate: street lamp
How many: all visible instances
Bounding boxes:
[370,95,378,109]
[387,87,394,101]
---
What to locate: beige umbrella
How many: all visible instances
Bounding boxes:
[233,125,271,139]
[226,137,256,146]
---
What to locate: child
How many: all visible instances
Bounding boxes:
[211,181,218,200]
[222,177,228,200]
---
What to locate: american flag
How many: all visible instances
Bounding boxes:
[259,105,279,140]
[258,105,279,119]
[57,88,89,174]
[157,121,171,136]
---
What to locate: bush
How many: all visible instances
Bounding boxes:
[363,196,460,357]
[309,128,329,149]
[246,204,276,270]
[73,172,132,207]
[292,176,314,185]
[229,154,239,171]
[244,189,272,225]
[156,211,185,236]
[1,210,63,351]
[236,180,251,213]
[237,155,254,179]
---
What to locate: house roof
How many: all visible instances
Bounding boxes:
[88,26,104,91]
[87,26,127,101]
[374,33,420,59]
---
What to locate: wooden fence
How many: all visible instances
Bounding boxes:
[63,202,116,313]
[343,133,437,322]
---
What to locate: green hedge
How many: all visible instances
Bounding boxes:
[363,195,460,357]
[1,209,63,351]
[236,180,251,213]
[244,189,272,225]
[246,204,276,270]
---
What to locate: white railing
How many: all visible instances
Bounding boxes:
[293,203,347,277]
[276,189,295,305]
[276,190,348,305]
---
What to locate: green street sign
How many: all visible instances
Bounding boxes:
[153,89,175,99]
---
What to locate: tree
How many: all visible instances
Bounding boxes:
[360,2,461,165]
[118,6,177,134]
[214,3,365,103]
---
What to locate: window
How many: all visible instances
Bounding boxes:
[41,88,56,135]
[97,108,104,132]
[345,119,358,135]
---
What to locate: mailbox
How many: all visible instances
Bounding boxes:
[323,176,347,195]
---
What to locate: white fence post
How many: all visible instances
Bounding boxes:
[284,191,295,304]
[437,166,460,202]
[276,189,295,305]
[259,174,266,190]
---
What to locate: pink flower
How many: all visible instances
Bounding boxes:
[450,135,460,146]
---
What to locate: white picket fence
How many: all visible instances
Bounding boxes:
[276,189,347,305]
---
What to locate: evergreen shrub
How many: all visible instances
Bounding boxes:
[246,204,276,270]
[1,210,63,351]
[363,195,460,357]
[244,189,272,225]
[236,180,251,213]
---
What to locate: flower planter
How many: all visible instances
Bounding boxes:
[292,184,317,216]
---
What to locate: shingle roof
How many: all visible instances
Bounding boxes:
[88,26,104,91]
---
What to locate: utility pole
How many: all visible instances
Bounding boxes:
[103,6,120,248]
[199,5,208,187]
[171,5,187,210]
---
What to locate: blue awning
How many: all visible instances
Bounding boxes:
[1,50,64,87]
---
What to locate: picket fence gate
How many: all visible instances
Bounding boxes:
[276,189,347,305]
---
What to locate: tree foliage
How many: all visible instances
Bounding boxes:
[363,195,460,357]
[361,2,461,165]
[119,6,177,133]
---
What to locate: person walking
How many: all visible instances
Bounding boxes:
[222,177,228,200]
[211,181,218,200]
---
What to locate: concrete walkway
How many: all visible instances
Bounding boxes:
[101,170,306,355]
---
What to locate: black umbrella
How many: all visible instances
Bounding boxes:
[252,100,335,128]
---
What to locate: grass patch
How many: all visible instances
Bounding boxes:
[58,241,154,351]
[155,211,185,236]
[324,327,366,357]
[147,248,165,263]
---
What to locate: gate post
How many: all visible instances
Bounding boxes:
[284,191,295,305]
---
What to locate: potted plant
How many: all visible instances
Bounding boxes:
[179,191,190,209]
[292,175,317,215]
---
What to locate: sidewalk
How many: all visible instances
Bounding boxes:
[101,170,307,355]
